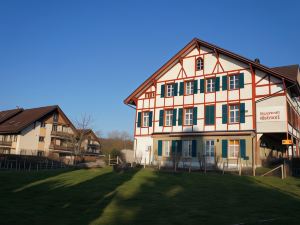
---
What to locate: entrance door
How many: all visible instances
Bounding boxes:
[205,140,215,165]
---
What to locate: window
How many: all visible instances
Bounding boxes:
[229,75,239,90]
[145,91,155,98]
[184,108,193,125]
[52,125,57,131]
[53,113,58,122]
[183,140,192,157]
[40,122,46,128]
[166,84,174,97]
[14,135,17,142]
[206,78,215,93]
[205,140,215,157]
[228,140,240,158]
[165,110,173,126]
[185,81,194,95]
[229,105,240,123]
[205,105,215,125]
[39,136,45,142]
[196,58,204,71]
[142,112,150,127]
[163,141,171,157]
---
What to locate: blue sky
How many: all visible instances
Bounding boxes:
[0,0,299,136]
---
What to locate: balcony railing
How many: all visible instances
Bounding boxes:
[50,144,74,152]
[0,141,12,146]
[51,131,73,138]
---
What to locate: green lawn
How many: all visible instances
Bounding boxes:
[1,167,300,225]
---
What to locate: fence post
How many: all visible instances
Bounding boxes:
[108,154,111,166]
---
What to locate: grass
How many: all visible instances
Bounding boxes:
[0,167,300,225]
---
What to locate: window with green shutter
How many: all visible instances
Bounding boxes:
[137,112,141,127]
[179,82,184,96]
[222,140,228,158]
[149,111,153,127]
[240,139,246,159]
[222,104,228,124]
[172,109,177,126]
[193,107,198,125]
[239,73,244,89]
[215,77,220,91]
[173,83,178,96]
[205,105,215,125]
[192,140,197,157]
[200,79,205,93]
[240,103,245,123]
[178,108,183,126]
[158,140,162,156]
[193,80,198,94]
[222,76,227,90]
[159,110,164,126]
[160,84,165,98]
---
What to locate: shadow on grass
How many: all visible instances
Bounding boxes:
[1,168,300,225]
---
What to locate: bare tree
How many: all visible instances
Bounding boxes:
[71,114,93,164]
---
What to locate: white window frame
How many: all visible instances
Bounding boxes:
[184,108,193,125]
[229,105,240,123]
[165,110,173,126]
[229,75,239,90]
[196,58,203,71]
[205,140,215,157]
[206,78,215,93]
[166,84,174,97]
[185,81,194,95]
[228,140,240,159]
[142,112,150,127]
[163,140,171,157]
[183,140,192,158]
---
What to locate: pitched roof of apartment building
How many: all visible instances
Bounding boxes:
[272,64,299,82]
[0,105,75,134]
[0,108,23,124]
[124,38,299,106]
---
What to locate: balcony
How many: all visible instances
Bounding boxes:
[51,131,73,138]
[49,143,74,152]
[0,141,12,146]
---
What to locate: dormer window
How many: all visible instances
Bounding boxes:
[196,57,204,71]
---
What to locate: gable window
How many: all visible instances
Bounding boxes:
[229,104,240,123]
[52,125,57,132]
[142,112,150,127]
[39,136,45,142]
[163,140,171,157]
[166,84,174,97]
[185,81,194,95]
[229,74,239,90]
[228,140,240,158]
[196,58,204,71]
[165,110,173,126]
[183,140,192,157]
[145,91,155,98]
[53,113,58,122]
[40,122,46,128]
[184,108,193,125]
[206,78,215,93]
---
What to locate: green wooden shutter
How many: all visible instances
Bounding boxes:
[193,80,198,94]
[222,104,228,124]
[173,83,178,96]
[158,140,162,156]
[200,79,205,93]
[159,110,164,126]
[160,84,165,98]
[172,109,177,126]
[149,111,153,127]
[179,82,184,95]
[192,140,197,157]
[193,107,198,125]
[205,105,215,125]
[177,140,182,155]
[240,139,246,159]
[222,140,228,158]
[205,106,209,125]
[239,73,244,88]
[215,77,220,91]
[240,103,245,123]
[222,76,227,90]
[178,108,183,126]
[171,140,176,155]
[137,112,141,127]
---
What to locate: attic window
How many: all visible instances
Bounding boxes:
[196,57,204,71]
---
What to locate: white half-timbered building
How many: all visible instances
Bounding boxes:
[124,38,300,170]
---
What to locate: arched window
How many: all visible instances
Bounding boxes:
[196,57,204,71]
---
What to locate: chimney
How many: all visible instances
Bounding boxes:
[254,58,260,64]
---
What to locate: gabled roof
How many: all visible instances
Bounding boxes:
[0,108,23,124]
[0,105,75,134]
[77,129,100,141]
[124,38,298,106]
[271,64,299,82]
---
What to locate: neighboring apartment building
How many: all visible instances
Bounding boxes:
[124,38,300,169]
[0,105,76,157]
[77,129,101,156]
